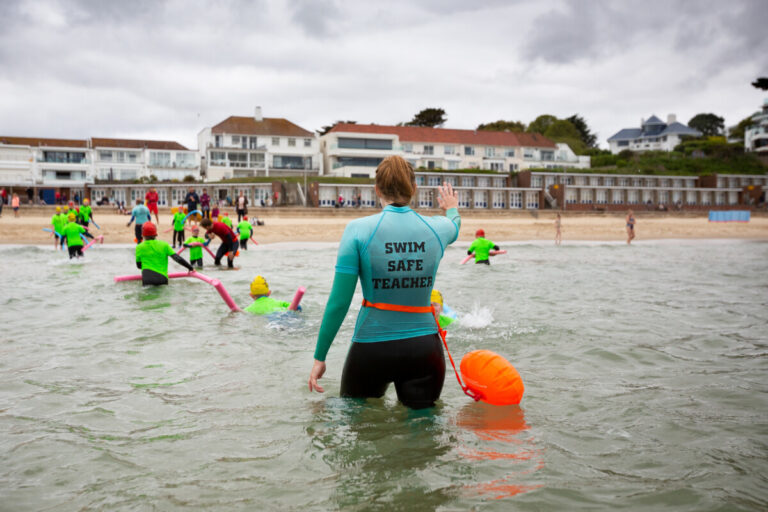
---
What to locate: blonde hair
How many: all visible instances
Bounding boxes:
[375,156,416,206]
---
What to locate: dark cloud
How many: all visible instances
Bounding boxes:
[522,0,766,69]
[290,0,340,37]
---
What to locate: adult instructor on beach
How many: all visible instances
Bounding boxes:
[308,156,460,409]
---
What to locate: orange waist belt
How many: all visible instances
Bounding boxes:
[361,299,481,401]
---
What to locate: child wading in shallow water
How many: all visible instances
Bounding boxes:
[183,226,208,268]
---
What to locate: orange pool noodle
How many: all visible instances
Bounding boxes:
[460,350,524,406]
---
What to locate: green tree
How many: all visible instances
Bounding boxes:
[565,114,597,148]
[688,113,725,137]
[477,120,526,132]
[405,108,447,127]
[752,77,768,90]
[543,119,586,154]
[317,120,356,136]
[526,114,557,134]
[728,115,754,141]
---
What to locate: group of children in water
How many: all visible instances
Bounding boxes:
[49,200,99,258]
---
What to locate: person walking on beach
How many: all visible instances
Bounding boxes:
[184,187,200,215]
[626,209,636,245]
[145,188,160,223]
[308,155,461,409]
[11,193,20,217]
[236,191,248,222]
[126,199,152,244]
[200,188,211,219]
[555,213,562,246]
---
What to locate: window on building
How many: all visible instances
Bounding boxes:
[304,138,312,147]
[523,149,534,159]
[227,152,247,168]
[337,157,383,167]
[541,151,554,161]
[402,143,413,153]
[99,151,112,162]
[288,138,296,147]
[337,137,393,150]
[249,137,258,149]
[505,148,515,157]
[176,153,195,168]
[447,161,459,170]
[210,151,226,165]
[116,151,125,163]
[510,191,523,209]
[423,145,434,155]
[250,153,264,166]
[232,136,240,146]
[273,155,305,169]
[128,152,137,163]
[149,152,171,167]
[485,147,495,157]
[464,146,474,156]
[272,137,280,146]
[444,145,454,155]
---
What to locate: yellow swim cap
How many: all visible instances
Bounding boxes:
[68,213,76,221]
[56,206,61,212]
[171,207,178,214]
[430,289,443,306]
[250,275,270,296]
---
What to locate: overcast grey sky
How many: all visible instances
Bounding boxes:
[0,0,766,149]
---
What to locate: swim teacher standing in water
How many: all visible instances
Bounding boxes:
[308,156,460,409]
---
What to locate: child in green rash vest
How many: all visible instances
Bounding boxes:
[135,222,194,285]
[62,213,87,259]
[244,276,294,315]
[467,229,499,265]
[51,206,66,249]
[183,226,207,268]
[430,289,456,329]
[171,207,186,248]
[236,216,252,250]
[77,198,93,227]
[221,213,233,229]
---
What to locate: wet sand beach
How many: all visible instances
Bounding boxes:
[2,206,767,244]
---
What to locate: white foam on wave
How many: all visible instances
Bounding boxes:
[460,305,494,329]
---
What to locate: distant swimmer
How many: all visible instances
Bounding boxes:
[555,213,562,246]
[308,155,461,409]
[135,222,194,285]
[626,209,636,245]
[200,217,239,269]
[244,276,295,314]
[468,229,500,265]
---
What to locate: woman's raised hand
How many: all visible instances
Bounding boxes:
[437,182,459,211]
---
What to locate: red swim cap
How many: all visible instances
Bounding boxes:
[243,215,248,220]
[476,229,485,238]
[142,222,157,237]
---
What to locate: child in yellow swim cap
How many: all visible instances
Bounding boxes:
[244,276,295,315]
[430,289,456,328]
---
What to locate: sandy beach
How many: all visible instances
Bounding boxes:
[2,206,767,245]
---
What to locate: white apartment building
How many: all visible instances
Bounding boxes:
[321,123,589,178]
[745,98,768,154]
[0,136,92,203]
[607,114,702,154]
[198,107,321,181]
[92,138,199,182]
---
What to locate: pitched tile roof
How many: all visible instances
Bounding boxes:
[328,123,557,148]
[660,122,701,136]
[91,137,189,150]
[0,136,88,148]
[211,116,314,137]
[607,128,643,141]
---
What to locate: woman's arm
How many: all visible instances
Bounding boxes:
[308,271,357,393]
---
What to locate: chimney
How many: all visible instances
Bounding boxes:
[667,113,676,124]
[254,106,263,122]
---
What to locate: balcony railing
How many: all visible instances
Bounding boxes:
[37,158,90,164]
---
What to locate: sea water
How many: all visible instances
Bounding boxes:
[0,240,766,511]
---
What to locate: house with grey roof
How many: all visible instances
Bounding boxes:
[745,98,768,154]
[607,114,701,154]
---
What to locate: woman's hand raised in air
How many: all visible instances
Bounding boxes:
[437,182,459,211]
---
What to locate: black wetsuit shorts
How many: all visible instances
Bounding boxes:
[142,269,168,286]
[340,333,445,409]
